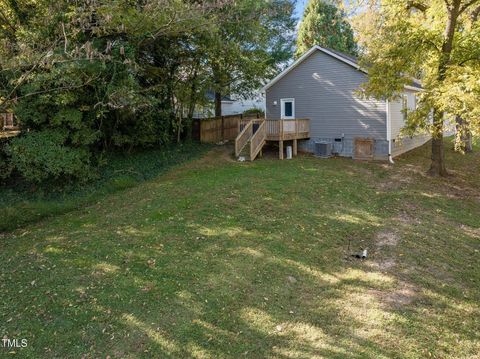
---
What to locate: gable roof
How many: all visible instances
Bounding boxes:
[262,45,422,92]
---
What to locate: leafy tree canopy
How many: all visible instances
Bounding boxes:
[353,0,480,175]
[0,0,295,183]
[296,0,357,58]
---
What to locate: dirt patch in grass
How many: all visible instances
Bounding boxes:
[459,224,480,239]
[392,211,422,225]
[375,231,400,247]
[370,282,418,309]
[369,258,397,272]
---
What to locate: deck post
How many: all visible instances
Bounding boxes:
[293,139,297,156]
[279,140,284,160]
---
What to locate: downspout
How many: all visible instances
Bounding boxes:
[386,99,395,164]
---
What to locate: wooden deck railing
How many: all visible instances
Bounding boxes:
[249,120,266,161]
[266,119,310,140]
[239,118,264,133]
[239,119,309,140]
[235,121,253,157]
[235,118,310,160]
[1,113,17,130]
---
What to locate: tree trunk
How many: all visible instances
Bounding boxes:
[185,67,199,141]
[429,1,460,176]
[214,91,222,117]
[429,109,447,176]
[176,115,182,143]
[455,116,473,153]
[465,132,473,152]
[185,100,195,141]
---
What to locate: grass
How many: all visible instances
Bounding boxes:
[0,142,210,232]
[1,140,479,358]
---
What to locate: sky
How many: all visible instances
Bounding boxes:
[294,0,308,23]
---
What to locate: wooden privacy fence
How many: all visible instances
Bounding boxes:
[194,113,260,143]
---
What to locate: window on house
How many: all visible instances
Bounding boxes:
[280,98,295,119]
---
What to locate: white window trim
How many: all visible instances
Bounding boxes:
[280,98,295,119]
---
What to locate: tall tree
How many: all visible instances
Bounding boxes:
[0,0,297,182]
[354,0,480,176]
[208,0,296,116]
[296,0,357,58]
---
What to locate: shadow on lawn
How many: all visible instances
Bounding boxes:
[1,143,479,358]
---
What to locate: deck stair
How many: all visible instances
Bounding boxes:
[235,120,266,161]
[235,118,310,161]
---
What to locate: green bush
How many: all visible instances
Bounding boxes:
[243,108,264,117]
[5,130,93,183]
[0,140,13,181]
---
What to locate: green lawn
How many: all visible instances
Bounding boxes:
[0,142,209,232]
[1,141,479,358]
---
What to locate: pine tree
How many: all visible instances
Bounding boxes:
[296,0,357,58]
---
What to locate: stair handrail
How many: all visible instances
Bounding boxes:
[235,120,253,157]
[250,120,266,161]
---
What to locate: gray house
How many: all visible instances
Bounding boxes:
[262,46,430,161]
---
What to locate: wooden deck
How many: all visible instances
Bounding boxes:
[236,119,310,160]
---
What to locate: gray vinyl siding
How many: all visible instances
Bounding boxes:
[266,50,387,148]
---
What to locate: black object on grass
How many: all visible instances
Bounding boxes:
[352,249,368,259]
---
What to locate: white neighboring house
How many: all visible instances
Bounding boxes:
[221,95,264,116]
[193,91,264,118]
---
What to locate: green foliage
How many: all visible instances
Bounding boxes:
[0,139,13,181]
[354,0,480,174]
[0,0,296,183]
[5,129,92,183]
[296,0,357,58]
[207,0,296,112]
[243,108,264,117]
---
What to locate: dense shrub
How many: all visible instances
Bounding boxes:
[0,0,295,184]
[243,108,264,117]
[0,140,13,181]
[5,130,93,183]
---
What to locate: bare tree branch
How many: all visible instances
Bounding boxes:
[0,6,17,41]
[4,75,100,105]
[0,40,59,111]
[406,1,428,12]
[460,0,480,14]
[471,4,480,20]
